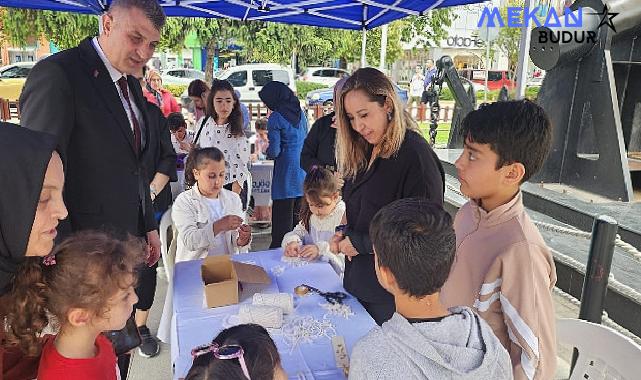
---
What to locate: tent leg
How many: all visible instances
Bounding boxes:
[379,24,388,73]
[361,28,367,68]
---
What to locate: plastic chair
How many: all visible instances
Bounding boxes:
[158,208,176,285]
[557,318,641,380]
[157,209,177,343]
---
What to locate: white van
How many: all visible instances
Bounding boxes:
[215,64,297,105]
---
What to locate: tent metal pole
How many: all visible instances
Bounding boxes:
[361,28,367,68]
[514,0,533,99]
[379,24,388,73]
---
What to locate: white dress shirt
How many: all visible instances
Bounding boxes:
[92,37,145,145]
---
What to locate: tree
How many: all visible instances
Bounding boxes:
[399,9,454,49]
[161,18,262,82]
[0,8,97,50]
[495,0,524,75]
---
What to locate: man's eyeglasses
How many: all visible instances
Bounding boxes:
[191,342,251,380]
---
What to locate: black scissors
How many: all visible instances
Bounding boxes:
[299,284,348,305]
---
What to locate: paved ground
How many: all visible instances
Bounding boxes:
[128,227,579,379]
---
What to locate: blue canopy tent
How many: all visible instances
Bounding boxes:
[0,0,488,70]
[0,0,483,30]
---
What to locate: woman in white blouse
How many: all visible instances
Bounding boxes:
[197,79,250,196]
[172,147,252,263]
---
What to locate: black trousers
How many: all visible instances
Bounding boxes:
[134,262,158,311]
[270,197,302,248]
[358,298,396,326]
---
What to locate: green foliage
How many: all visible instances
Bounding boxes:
[165,84,188,98]
[400,9,454,49]
[0,8,98,50]
[495,0,524,75]
[295,81,328,99]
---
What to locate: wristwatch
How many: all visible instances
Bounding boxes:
[150,184,158,201]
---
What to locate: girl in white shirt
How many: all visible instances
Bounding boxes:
[282,167,346,274]
[197,79,250,195]
[172,147,252,263]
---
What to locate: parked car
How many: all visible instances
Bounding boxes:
[300,67,350,87]
[216,64,297,105]
[0,62,36,101]
[306,82,408,113]
[527,75,545,87]
[458,69,515,91]
[161,68,205,86]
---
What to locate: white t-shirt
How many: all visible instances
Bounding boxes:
[205,197,227,256]
[198,120,250,186]
[171,130,195,155]
[410,73,425,97]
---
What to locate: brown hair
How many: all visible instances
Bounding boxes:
[255,117,268,131]
[335,67,418,179]
[6,231,144,355]
[184,147,225,187]
[207,79,244,138]
[299,167,340,231]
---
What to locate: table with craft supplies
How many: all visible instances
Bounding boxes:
[171,249,376,379]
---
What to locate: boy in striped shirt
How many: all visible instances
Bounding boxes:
[441,100,556,380]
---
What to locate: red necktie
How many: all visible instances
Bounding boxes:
[117,76,141,154]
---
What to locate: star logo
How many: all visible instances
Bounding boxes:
[591,5,619,33]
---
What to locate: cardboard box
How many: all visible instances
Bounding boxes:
[201,255,271,308]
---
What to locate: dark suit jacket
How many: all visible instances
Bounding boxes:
[342,130,445,303]
[300,112,337,174]
[142,101,177,216]
[20,37,157,237]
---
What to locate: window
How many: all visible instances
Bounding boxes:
[320,69,335,77]
[227,71,248,87]
[253,70,290,86]
[487,71,503,81]
[1,66,28,78]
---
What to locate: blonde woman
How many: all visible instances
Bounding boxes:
[330,67,445,325]
[143,68,181,117]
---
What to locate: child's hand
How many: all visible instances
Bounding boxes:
[214,215,243,235]
[237,224,251,246]
[284,242,301,257]
[299,245,320,261]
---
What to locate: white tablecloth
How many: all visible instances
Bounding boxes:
[171,249,375,379]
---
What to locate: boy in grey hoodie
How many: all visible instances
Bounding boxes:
[349,198,513,380]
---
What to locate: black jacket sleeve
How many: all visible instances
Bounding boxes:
[345,227,373,256]
[156,115,178,182]
[20,60,73,156]
[300,118,323,173]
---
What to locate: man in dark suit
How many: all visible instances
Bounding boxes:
[19,0,166,363]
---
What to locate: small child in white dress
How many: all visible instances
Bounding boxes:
[282,167,345,274]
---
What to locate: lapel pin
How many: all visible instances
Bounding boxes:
[93,69,99,78]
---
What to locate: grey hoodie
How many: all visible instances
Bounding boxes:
[349,306,513,380]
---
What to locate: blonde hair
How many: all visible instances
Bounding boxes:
[146,69,162,83]
[335,67,417,179]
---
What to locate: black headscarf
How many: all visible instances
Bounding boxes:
[258,81,302,126]
[0,123,57,295]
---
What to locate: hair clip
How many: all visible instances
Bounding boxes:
[42,254,57,266]
[191,342,218,358]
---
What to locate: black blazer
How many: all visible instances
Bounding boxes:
[300,112,337,173]
[342,130,445,302]
[142,102,177,215]
[20,37,157,238]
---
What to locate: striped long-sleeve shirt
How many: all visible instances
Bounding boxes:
[441,192,557,380]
